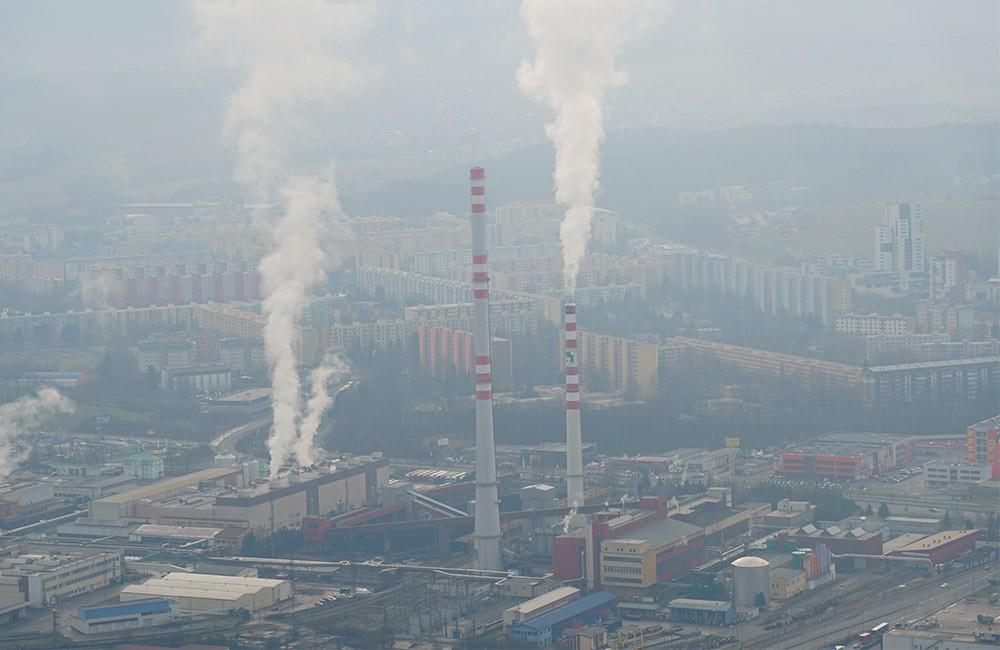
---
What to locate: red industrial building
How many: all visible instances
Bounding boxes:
[888,530,981,564]
[552,496,707,590]
[778,432,913,480]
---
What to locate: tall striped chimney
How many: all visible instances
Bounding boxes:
[564,303,584,507]
[470,167,502,571]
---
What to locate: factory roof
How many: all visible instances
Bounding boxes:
[133,524,224,540]
[214,458,386,507]
[783,431,911,457]
[122,584,244,601]
[506,587,579,616]
[882,533,929,555]
[77,598,172,621]
[668,598,733,612]
[770,567,804,579]
[0,548,122,575]
[162,364,231,375]
[206,388,272,403]
[159,572,283,588]
[892,530,979,552]
[511,591,616,633]
[885,516,942,525]
[625,516,703,551]
[92,467,240,505]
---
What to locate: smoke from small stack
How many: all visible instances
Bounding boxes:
[0,388,74,482]
[193,0,372,470]
[470,167,502,571]
[563,303,584,508]
[517,0,663,295]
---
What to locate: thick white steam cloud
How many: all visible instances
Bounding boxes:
[518,0,663,294]
[0,388,74,482]
[194,0,370,470]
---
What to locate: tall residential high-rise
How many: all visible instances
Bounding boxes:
[874,203,926,290]
[469,167,502,572]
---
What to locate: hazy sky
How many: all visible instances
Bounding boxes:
[1,0,997,202]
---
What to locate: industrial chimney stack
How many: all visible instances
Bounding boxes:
[564,303,584,507]
[469,167,502,571]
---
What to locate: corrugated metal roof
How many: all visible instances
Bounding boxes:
[668,598,733,611]
[507,587,579,616]
[122,584,244,601]
[625,517,703,550]
[93,467,240,505]
[160,572,283,587]
[510,592,616,632]
[78,598,171,621]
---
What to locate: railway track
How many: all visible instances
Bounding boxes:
[742,563,986,649]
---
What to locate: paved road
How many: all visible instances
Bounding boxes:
[848,492,998,518]
[210,416,271,454]
[741,565,989,648]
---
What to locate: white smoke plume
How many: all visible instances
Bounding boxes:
[194,0,373,470]
[293,353,352,467]
[0,388,74,482]
[518,0,664,294]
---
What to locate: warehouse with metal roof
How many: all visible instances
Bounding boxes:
[120,572,291,612]
[507,591,617,647]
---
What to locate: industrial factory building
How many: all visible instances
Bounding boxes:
[87,458,388,536]
[507,591,618,647]
[502,586,580,631]
[600,517,706,590]
[121,572,291,612]
[202,387,272,416]
[89,467,243,520]
[70,598,176,635]
[777,432,913,480]
[0,547,125,607]
[667,599,736,626]
[886,529,981,564]
[552,497,712,592]
[790,524,884,556]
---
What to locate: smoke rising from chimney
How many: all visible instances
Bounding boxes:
[517,0,663,294]
[194,0,372,470]
[0,388,74,482]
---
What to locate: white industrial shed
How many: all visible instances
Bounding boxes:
[120,572,291,612]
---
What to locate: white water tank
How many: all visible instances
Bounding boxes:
[732,556,770,612]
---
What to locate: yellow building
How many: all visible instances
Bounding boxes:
[562,330,659,400]
[600,539,657,590]
[768,567,806,600]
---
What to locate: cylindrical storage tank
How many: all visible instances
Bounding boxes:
[732,556,770,611]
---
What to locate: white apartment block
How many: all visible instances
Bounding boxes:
[834,313,913,336]
[874,203,926,290]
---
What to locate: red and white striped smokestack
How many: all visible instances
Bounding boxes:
[564,303,584,507]
[470,167,502,571]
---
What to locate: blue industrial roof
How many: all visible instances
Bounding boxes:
[510,591,617,633]
[78,598,172,620]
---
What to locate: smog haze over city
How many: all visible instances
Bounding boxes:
[0,2,997,649]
